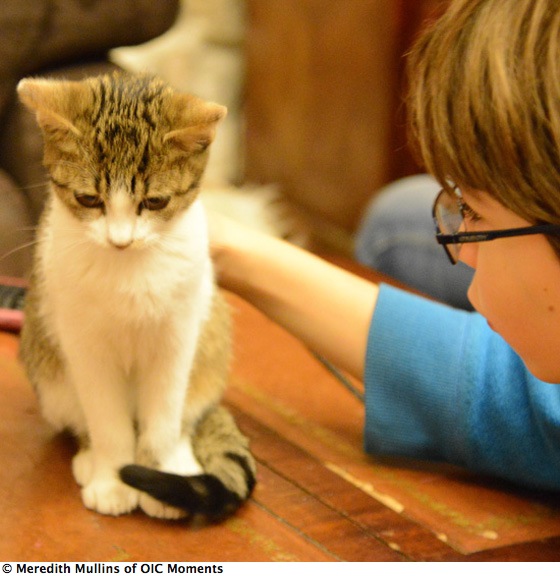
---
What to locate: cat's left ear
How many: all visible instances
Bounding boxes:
[164,95,227,155]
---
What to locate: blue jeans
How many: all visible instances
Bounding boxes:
[355,174,474,310]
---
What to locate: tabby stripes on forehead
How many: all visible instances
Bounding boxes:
[91,79,106,126]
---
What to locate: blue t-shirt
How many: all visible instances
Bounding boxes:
[364,284,560,491]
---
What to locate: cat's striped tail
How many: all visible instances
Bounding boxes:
[119,406,256,520]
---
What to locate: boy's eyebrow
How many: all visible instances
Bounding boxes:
[461,188,487,206]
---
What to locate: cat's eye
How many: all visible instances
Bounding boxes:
[74,193,104,209]
[142,196,171,211]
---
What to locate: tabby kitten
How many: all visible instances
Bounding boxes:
[18,72,256,520]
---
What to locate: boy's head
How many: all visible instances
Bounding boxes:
[408,0,560,252]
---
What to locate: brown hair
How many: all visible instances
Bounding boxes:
[407,0,560,250]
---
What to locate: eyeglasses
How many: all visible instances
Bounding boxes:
[432,187,560,264]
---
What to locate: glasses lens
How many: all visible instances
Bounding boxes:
[435,190,463,234]
[434,189,463,263]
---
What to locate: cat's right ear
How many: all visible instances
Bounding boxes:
[17,78,85,140]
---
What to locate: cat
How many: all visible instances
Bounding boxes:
[17,72,256,520]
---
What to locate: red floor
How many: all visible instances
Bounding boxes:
[2,281,560,561]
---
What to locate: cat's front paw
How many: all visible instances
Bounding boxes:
[82,478,139,516]
[72,449,94,487]
[139,492,187,520]
[134,438,200,519]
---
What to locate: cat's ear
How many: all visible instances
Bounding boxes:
[164,95,227,154]
[17,78,86,139]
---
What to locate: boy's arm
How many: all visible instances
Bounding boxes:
[209,214,379,381]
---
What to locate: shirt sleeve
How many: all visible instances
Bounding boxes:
[364,284,560,491]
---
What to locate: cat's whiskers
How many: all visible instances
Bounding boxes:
[54,233,99,255]
[20,179,51,192]
[0,222,90,263]
[151,231,198,257]
[0,240,40,265]
[13,225,41,233]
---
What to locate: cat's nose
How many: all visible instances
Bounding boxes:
[110,239,133,250]
[107,221,134,249]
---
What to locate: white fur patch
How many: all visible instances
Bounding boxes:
[37,196,216,516]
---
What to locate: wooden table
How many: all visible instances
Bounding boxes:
[2,265,560,561]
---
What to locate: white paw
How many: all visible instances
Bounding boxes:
[72,449,94,487]
[139,492,187,520]
[134,439,201,519]
[161,439,203,476]
[82,478,139,516]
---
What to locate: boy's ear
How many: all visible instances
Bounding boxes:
[17,78,85,138]
[164,94,227,154]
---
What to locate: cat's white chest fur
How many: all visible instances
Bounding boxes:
[30,194,219,517]
[38,195,215,369]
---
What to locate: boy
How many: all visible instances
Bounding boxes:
[210,0,560,490]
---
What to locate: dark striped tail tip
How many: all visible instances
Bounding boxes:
[119,465,248,519]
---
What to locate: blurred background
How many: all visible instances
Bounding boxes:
[0,0,447,278]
